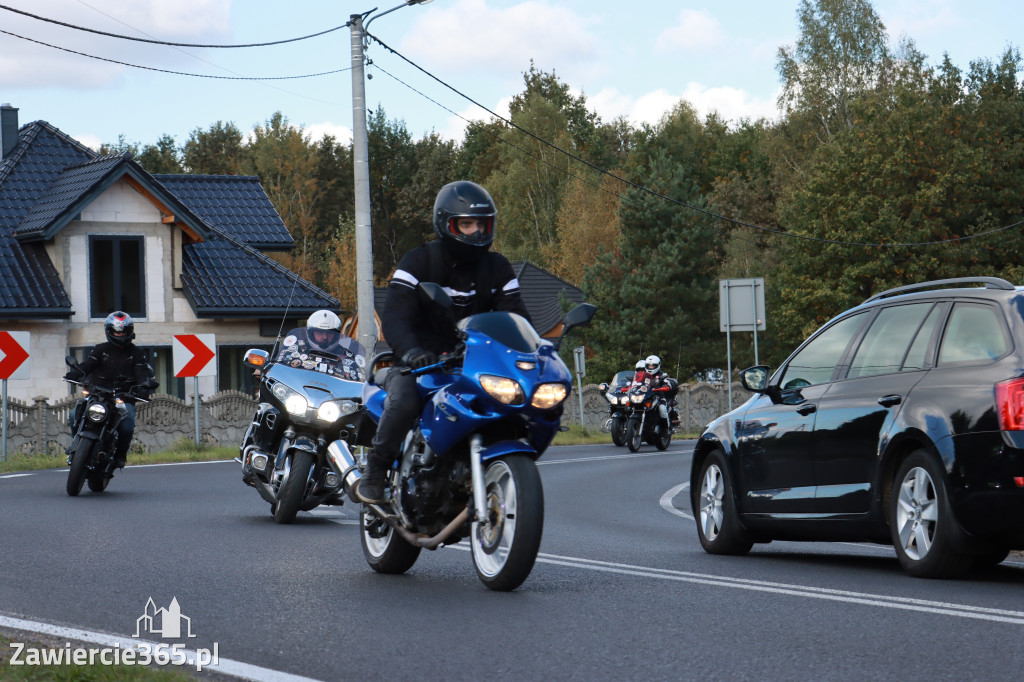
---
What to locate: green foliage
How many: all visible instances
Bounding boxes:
[181,120,246,174]
[136,134,183,174]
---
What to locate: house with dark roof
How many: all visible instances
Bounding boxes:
[0,105,337,401]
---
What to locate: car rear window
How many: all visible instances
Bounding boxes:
[848,303,932,379]
[937,302,1009,365]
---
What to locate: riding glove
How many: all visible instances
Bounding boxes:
[402,348,437,369]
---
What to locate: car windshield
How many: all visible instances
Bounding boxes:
[458,312,544,353]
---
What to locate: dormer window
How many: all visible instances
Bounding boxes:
[89,235,146,318]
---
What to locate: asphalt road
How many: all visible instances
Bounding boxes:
[2,441,1024,680]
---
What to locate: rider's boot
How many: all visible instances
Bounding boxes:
[355,452,389,504]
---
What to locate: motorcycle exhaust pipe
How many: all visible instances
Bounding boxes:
[364,504,470,550]
[326,440,361,499]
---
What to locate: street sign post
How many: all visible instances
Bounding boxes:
[719,278,766,411]
[0,331,30,462]
[573,346,586,429]
[173,334,216,446]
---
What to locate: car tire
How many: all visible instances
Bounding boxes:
[695,450,753,555]
[889,450,974,578]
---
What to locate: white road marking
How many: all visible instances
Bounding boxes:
[0,613,319,682]
[0,473,33,479]
[660,482,691,519]
[539,449,689,465]
[304,507,359,525]
[448,544,1024,625]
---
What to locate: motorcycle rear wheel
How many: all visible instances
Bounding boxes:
[360,509,421,574]
[655,421,672,451]
[471,456,544,592]
[273,450,314,524]
[87,474,110,492]
[625,420,642,452]
[66,439,93,496]
[610,417,626,447]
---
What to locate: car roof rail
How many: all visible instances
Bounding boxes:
[862,276,1016,304]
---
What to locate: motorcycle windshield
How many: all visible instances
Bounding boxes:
[265,362,363,400]
[458,312,544,353]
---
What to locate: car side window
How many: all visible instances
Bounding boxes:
[937,302,1009,365]
[847,303,932,379]
[900,303,944,371]
[780,313,866,389]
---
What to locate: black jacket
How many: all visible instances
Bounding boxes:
[76,342,156,402]
[381,241,532,360]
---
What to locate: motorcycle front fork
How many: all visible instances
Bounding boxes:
[469,435,488,525]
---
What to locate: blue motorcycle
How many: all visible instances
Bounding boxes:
[351,283,595,591]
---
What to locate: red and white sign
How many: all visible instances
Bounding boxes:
[173,334,216,378]
[0,331,30,380]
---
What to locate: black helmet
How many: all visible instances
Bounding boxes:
[104,311,135,348]
[432,181,496,260]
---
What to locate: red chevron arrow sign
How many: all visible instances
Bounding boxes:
[0,331,30,380]
[172,334,216,378]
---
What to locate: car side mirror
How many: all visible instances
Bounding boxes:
[740,365,772,392]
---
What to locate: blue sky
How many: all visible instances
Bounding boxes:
[1,1,1020,151]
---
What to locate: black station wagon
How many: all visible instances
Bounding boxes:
[691,277,1024,578]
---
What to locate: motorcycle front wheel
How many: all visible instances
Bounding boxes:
[360,509,421,574]
[610,416,626,447]
[656,420,672,451]
[625,419,643,452]
[273,450,314,524]
[66,439,94,496]
[471,455,544,592]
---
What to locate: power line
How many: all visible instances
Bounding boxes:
[0,28,353,80]
[366,31,1024,250]
[0,3,350,47]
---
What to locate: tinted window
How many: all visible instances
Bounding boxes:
[901,304,944,371]
[847,303,932,379]
[780,313,865,388]
[938,303,1009,365]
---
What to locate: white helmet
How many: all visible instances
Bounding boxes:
[635,360,645,371]
[306,310,342,351]
[645,354,661,373]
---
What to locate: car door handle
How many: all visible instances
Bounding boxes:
[878,394,902,407]
[796,404,816,415]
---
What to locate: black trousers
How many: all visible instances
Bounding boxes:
[368,369,422,470]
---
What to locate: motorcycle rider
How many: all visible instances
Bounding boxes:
[642,354,680,426]
[273,310,366,381]
[63,312,158,470]
[356,180,531,504]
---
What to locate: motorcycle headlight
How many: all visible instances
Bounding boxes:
[86,403,107,422]
[316,400,358,423]
[271,381,309,416]
[532,383,568,409]
[630,393,644,404]
[605,392,616,404]
[480,375,525,405]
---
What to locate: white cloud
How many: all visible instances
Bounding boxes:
[306,121,353,146]
[401,0,600,76]
[435,97,512,141]
[73,133,103,152]
[587,84,778,129]
[655,9,725,54]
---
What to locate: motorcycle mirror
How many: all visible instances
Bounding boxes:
[65,355,78,367]
[553,303,597,350]
[418,282,454,309]
[243,348,270,370]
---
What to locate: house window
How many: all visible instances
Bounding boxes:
[90,236,145,318]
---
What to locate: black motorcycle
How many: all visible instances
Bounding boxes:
[623,380,674,452]
[64,356,156,496]
[238,348,368,524]
[599,370,634,447]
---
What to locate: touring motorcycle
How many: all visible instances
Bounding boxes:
[623,378,675,452]
[64,356,157,496]
[347,283,596,591]
[238,348,367,523]
[599,370,634,447]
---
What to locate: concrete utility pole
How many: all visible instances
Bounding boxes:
[349,1,433,355]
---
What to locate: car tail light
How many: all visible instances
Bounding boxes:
[995,377,1024,430]
[1015,477,1024,488]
